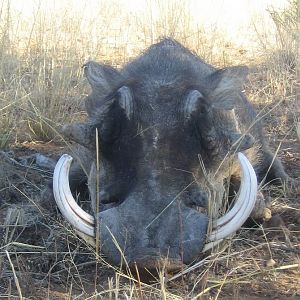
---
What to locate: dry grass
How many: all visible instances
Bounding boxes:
[1,0,295,146]
[0,0,299,299]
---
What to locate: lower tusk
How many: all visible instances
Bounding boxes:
[53,154,95,241]
[205,152,257,245]
[212,171,248,228]
[202,239,223,252]
[75,229,96,247]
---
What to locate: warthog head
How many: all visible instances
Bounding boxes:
[53,39,257,270]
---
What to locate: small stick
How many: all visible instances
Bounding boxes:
[5,250,23,299]
[134,262,144,300]
[296,122,300,143]
[95,127,100,259]
[95,128,101,291]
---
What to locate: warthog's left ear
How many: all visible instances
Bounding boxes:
[83,61,133,120]
[83,61,123,95]
[208,66,249,110]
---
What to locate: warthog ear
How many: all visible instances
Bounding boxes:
[208,66,249,110]
[83,61,133,120]
[83,61,122,95]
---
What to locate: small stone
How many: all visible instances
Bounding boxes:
[263,208,272,221]
[266,258,276,267]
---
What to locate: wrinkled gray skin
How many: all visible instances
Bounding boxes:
[61,39,293,269]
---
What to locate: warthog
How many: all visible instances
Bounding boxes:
[53,39,294,270]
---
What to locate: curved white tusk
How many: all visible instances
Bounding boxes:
[53,154,95,239]
[202,239,224,252]
[204,152,257,246]
[212,156,250,229]
[59,155,95,226]
[75,229,96,247]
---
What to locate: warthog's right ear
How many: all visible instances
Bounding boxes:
[208,66,249,110]
[83,61,123,95]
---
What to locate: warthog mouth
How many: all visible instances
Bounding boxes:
[53,152,257,265]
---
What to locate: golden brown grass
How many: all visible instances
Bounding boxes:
[0,0,299,299]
